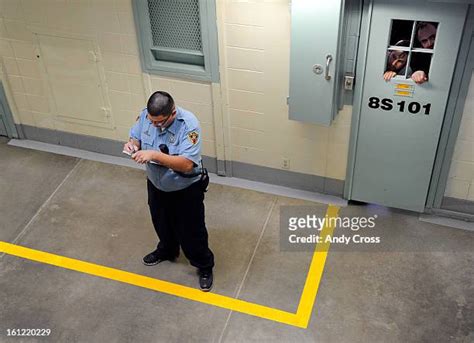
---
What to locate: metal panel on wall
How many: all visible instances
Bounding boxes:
[36,33,112,128]
[288,0,344,126]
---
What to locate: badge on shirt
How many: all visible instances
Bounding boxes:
[169,134,176,143]
[187,131,199,145]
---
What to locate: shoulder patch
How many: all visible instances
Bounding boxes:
[187,131,199,145]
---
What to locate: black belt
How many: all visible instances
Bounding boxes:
[176,170,202,178]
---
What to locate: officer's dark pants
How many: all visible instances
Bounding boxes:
[147,179,214,272]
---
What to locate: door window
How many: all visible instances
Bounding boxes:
[384,20,438,81]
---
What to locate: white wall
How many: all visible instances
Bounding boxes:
[0,0,352,182]
[445,71,474,201]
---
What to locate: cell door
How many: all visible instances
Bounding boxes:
[349,0,468,212]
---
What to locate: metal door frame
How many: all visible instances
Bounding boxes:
[344,0,374,200]
[344,0,472,212]
[426,7,474,211]
[0,81,19,139]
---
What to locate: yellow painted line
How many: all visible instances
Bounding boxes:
[395,83,412,89]
[394,90,413,97]
[0,241,295,325]
[0,204,340,328]
[295,205,340,328]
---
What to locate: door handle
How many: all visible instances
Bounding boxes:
[325,54,333,81]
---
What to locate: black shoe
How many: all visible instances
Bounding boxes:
[142,249,177,266]
[198,270,213,292]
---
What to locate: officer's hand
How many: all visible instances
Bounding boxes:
[411,70,427,84]
[383,71,397,81]
[132,150,155,164]
[123,141,138,154]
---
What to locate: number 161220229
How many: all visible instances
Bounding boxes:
[6,328,51,336]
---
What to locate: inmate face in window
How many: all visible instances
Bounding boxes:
[384,40,410,81]
[414,22,438,49]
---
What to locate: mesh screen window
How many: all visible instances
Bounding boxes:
[133,0,219,82]
[147,0,203,52]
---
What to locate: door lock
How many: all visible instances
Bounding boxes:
[344,74,355,90]
[313,64,323,75]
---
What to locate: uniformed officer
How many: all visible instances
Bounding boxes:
[123,91,214,291]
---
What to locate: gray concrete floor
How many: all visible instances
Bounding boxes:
[0,137,473,343]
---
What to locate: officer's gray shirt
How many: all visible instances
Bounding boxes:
[129,107,202,192]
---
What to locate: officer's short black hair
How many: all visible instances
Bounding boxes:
[147,91,175,117]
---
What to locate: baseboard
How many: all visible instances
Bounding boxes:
[16,124,345,197]
[441,196,474,215]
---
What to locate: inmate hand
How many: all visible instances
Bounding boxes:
[383,71,397,81]
[411,70,428,84]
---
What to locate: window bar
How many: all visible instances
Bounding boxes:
[404,20,418,79]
